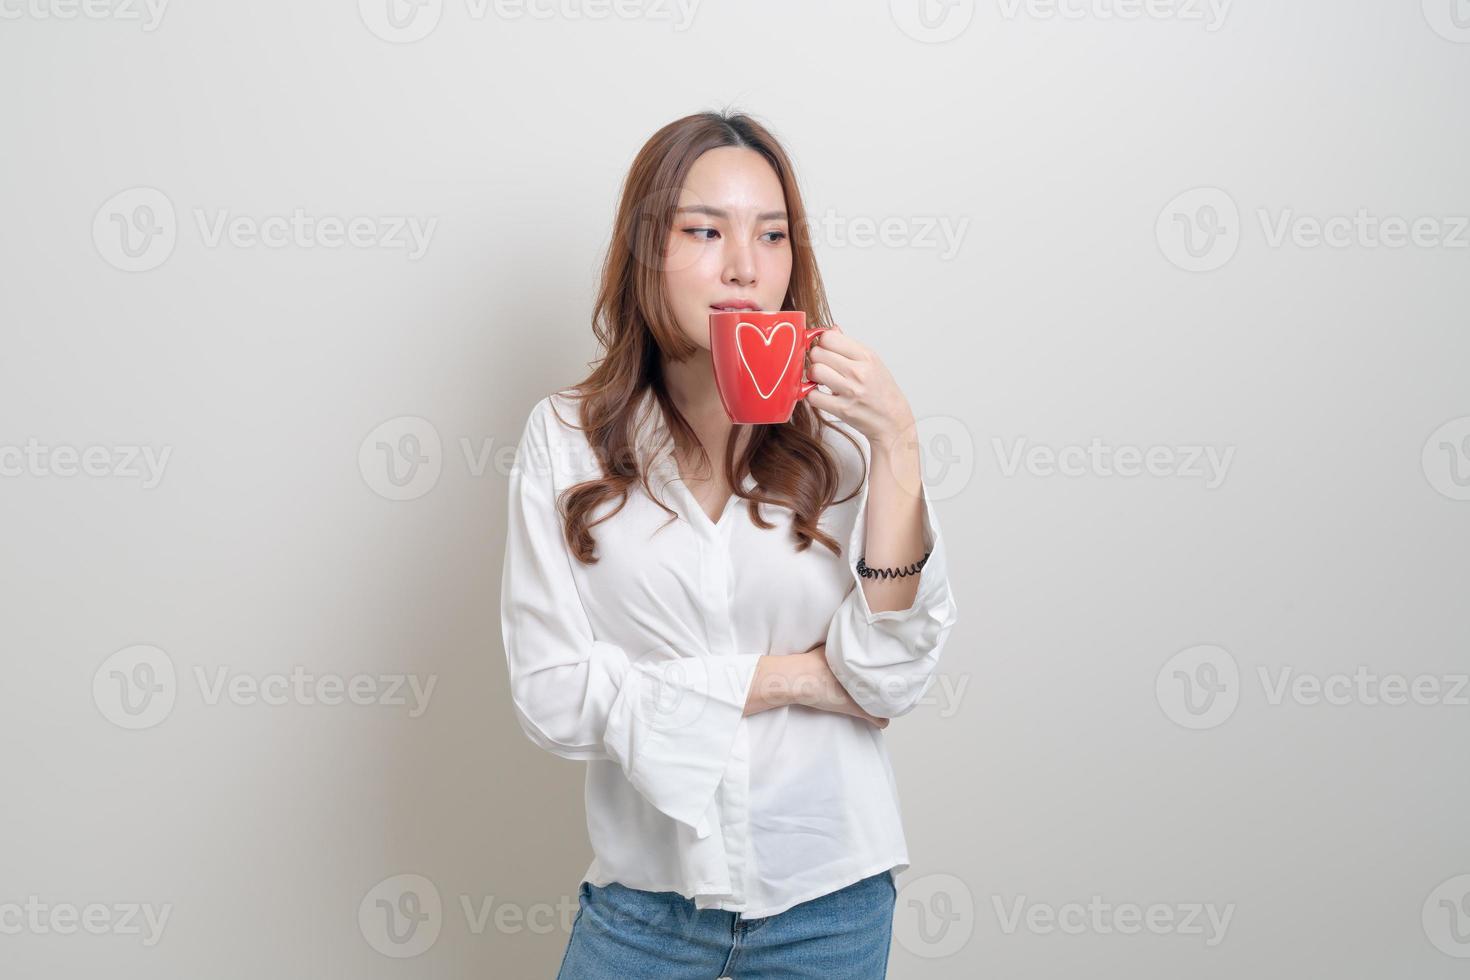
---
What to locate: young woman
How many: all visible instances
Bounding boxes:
[500,110,959,979]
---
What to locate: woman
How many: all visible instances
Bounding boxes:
[500,110,959,979]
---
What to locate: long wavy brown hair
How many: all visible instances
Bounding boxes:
[550,110,865,564]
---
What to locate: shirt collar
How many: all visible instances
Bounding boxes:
[633,387,758,495]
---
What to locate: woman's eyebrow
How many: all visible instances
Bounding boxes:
[675,205,788,221]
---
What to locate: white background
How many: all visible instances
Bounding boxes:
[3,0,1469,976]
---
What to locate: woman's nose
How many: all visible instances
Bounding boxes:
[723,240,757,286]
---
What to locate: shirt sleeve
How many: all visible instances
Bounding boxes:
[822,437,960,719]
[499,399,760,839]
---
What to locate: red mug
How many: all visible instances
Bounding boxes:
[709,310,829,424]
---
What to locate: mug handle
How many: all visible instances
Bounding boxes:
[797,327,830,399]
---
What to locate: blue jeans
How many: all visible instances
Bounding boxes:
[556,870,897,979]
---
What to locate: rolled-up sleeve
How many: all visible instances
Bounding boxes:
[499,401,760,838]
[822,458,959,719]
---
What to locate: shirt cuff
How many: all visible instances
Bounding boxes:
[601,653,762,839]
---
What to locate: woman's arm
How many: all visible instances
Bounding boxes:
[859,422,926,614]
[803,326,960,719]
[502,398,762,840]
[743,650,890,729]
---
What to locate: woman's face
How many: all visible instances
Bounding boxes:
[661,146,794,351]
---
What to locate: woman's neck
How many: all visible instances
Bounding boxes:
[661,349,729,430]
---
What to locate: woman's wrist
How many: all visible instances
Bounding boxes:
[777,650,826,709]
[868,413,918,457]
[746,654,798,715]
[745,652,817,715]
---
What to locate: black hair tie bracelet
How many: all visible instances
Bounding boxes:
[856,550,931,580]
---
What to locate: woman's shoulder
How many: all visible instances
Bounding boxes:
[521,388,588,441]
[518,389,607,485]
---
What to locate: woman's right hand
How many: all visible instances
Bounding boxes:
[746,647,889,729]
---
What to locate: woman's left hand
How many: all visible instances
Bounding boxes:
[803,324,917,451]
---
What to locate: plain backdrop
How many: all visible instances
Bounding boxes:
[3,1,1469,977]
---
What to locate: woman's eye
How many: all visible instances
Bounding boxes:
[682,228,788,243]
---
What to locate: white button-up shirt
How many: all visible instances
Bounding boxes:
[500,388,958,918]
